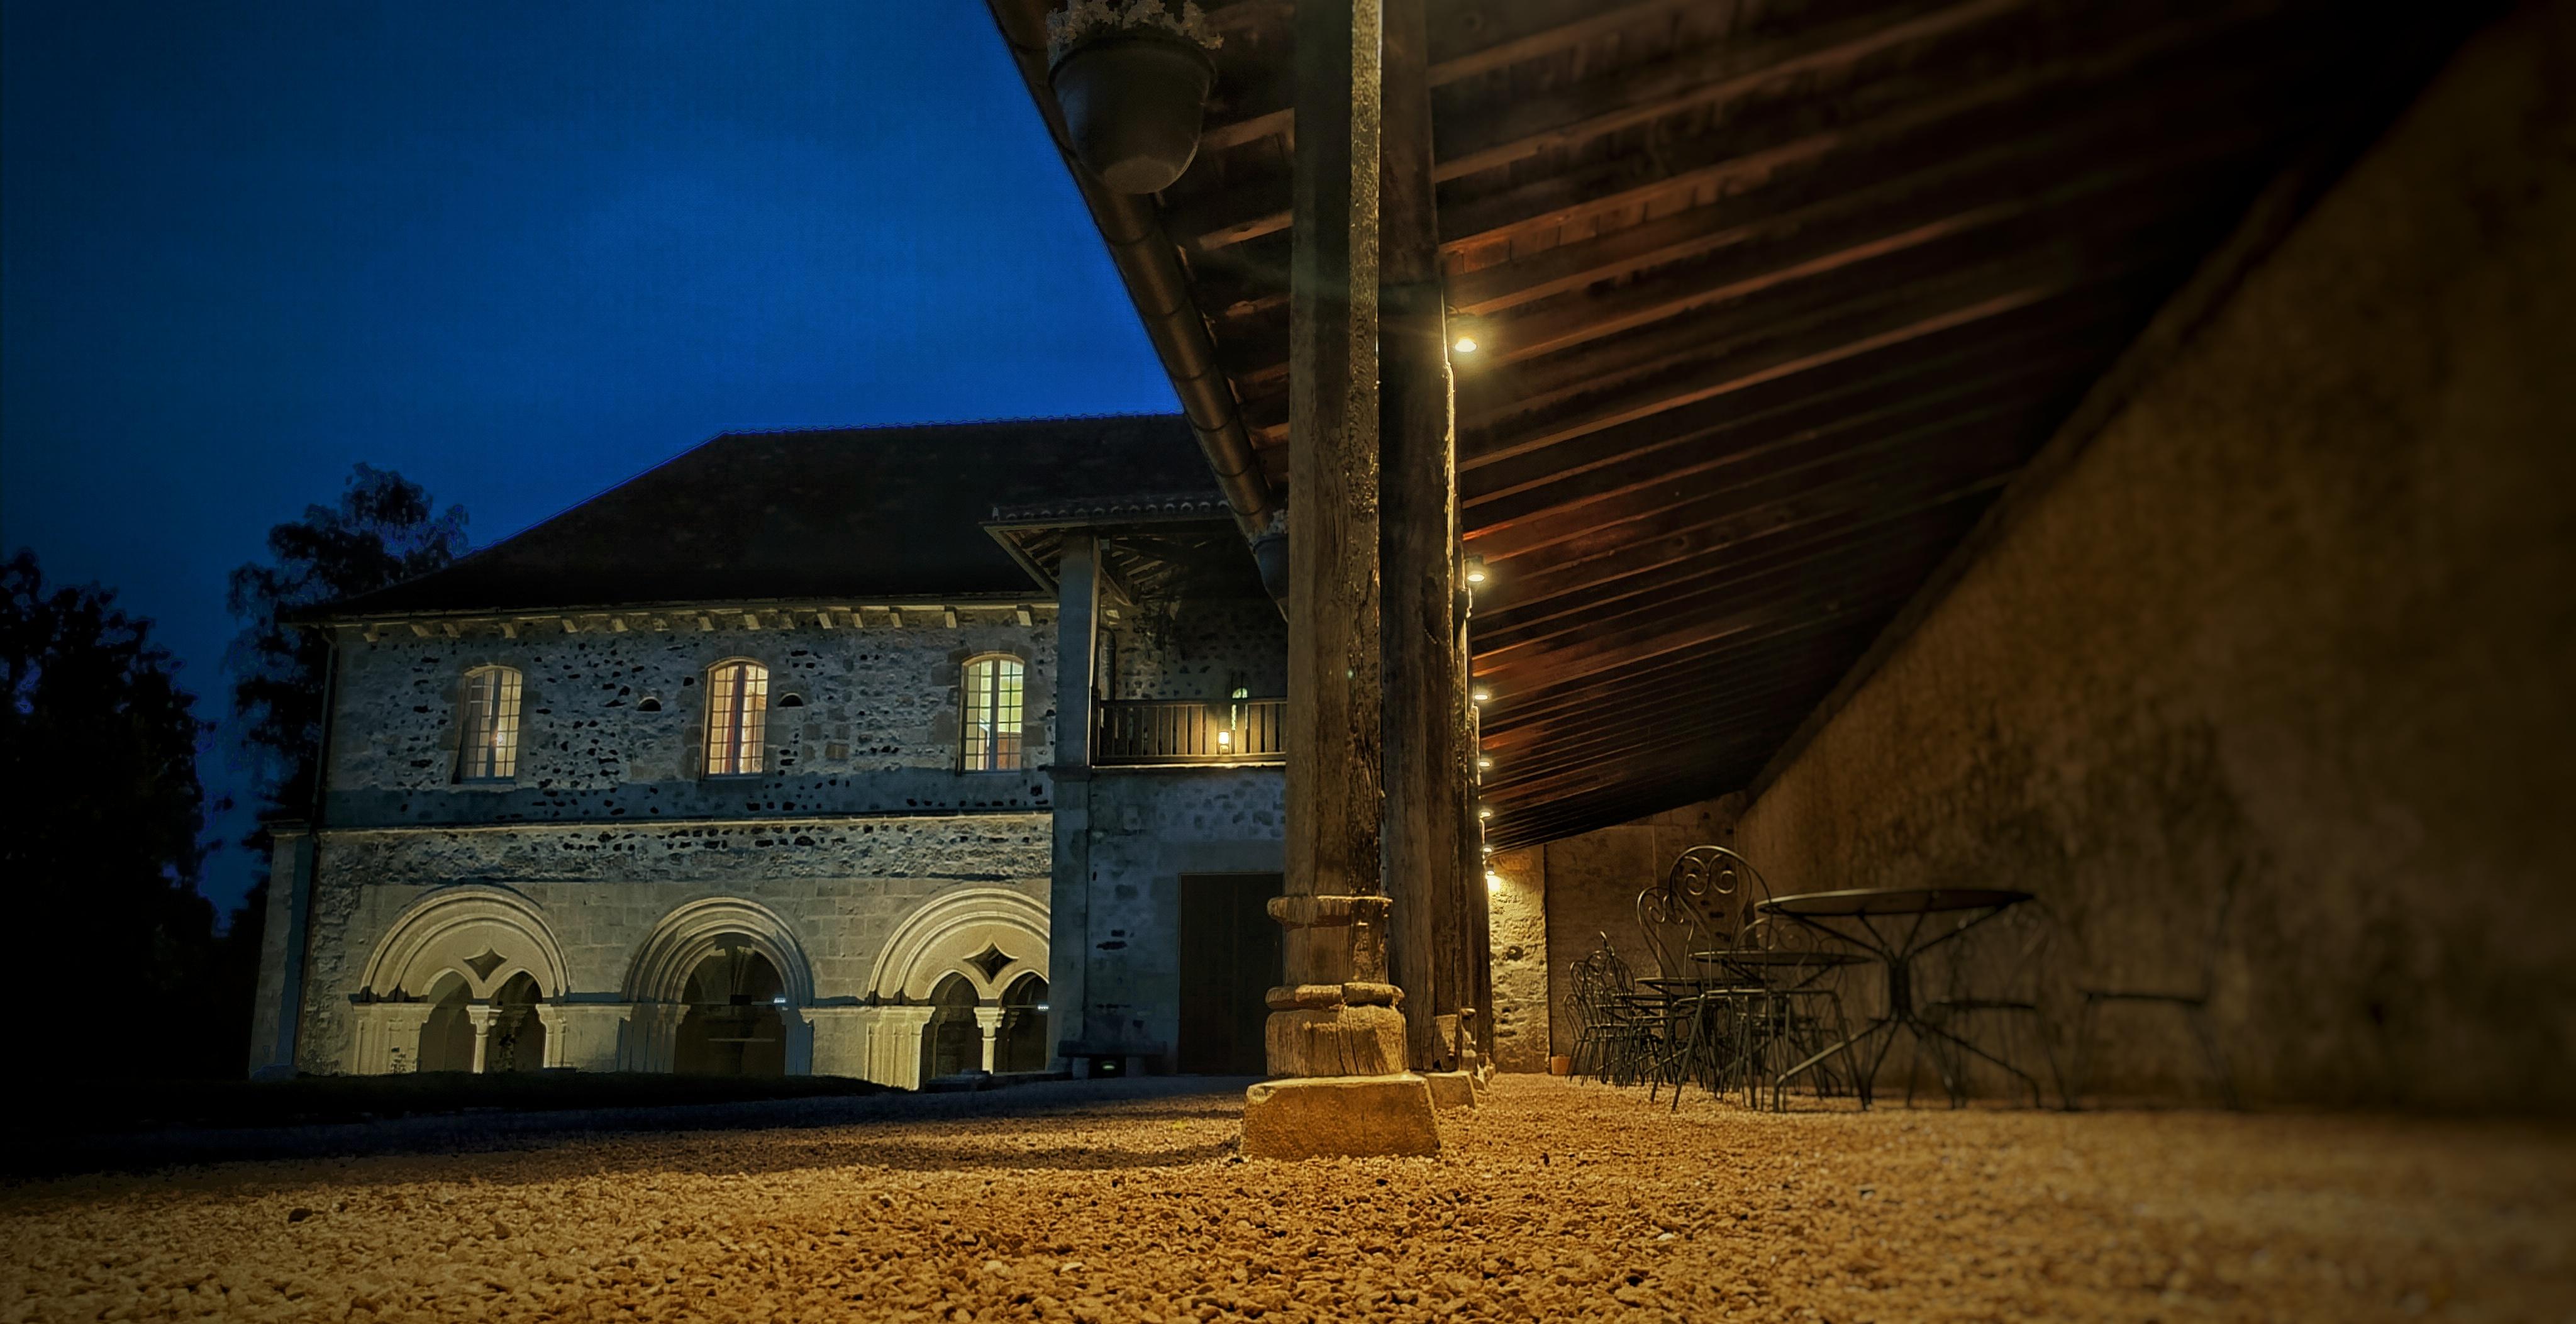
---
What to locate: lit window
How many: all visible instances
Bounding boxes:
[962,655,1024,772]
[704,659,769,776]
[458,666,523,781]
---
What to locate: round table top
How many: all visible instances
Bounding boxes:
[1757,886,2035,918]
[1693,948,1868,968]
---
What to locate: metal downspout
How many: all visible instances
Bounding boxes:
[982,0,1280,546]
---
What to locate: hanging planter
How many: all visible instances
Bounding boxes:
[1046,1,1222,195]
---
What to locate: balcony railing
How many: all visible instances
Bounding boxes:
[1094,698,1286,766]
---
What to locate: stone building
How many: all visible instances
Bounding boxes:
[245,414,1290,1086]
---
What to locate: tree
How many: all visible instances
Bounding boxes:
[226,464,470,828]
[1,550,223,1076]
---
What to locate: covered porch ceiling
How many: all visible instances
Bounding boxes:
[987,0,2473,849]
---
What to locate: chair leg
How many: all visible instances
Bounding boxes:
[2186,1006,2243,1110]
[2073,996,2101,1107]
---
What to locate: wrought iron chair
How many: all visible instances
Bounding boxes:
[1732,913,1863,1109]
[1636,847,1782,1107]
[1568,938,1657,1086]
[1918,898,2072,1109]
[2072,869,2244,1109]
[1694,845,1865,1110]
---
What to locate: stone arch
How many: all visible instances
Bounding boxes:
[360,884,570,1003]
[621,896,817,1075]
[623,896,817,1008]
[867,886,1050,1004]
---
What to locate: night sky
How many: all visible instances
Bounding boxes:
[2,1,1177,916]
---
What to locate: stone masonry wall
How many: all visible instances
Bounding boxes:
[294,813,1050,1073]
[1104,598,1287,701]
[324,616,1058,826]
[1074,767,1285,1062]
[1483,845,1550,1072]
[1733,6,2576,1110]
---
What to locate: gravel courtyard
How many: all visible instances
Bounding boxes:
[4,1076,2570,1323]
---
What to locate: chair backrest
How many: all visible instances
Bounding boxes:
[1570,937,1635,1026]
[1634,885,1697,980]
[1670,845,1774,945]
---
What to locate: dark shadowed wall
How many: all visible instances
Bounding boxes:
[1731,1,2576,1110]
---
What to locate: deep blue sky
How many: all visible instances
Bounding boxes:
[3,0,1175,915]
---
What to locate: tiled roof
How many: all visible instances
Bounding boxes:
[317,414,1219,618]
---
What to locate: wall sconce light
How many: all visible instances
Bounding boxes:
[1463,555,1488,586]
[1485,871,1505,892]
[1477,755,1494,770]
[1216,728,1234,750]
[1477,804,1494,820]
[1471,687,1491,703]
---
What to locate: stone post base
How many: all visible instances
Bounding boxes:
[1241,1074,1441,1159]
[1422,1070,1477,1110]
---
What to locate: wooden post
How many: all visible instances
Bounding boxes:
[1047,533,1099,1074]
[1378,0,1463,1077]
[1243,0,1439,1159]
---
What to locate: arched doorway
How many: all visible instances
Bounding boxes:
[921,973,983,1081]
[997,972,1050,1074]
[487,971,548,1073]
[418,972,475,1072]
[673,945,787,1077]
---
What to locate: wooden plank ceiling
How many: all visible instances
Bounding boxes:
[1004,0,2463,849]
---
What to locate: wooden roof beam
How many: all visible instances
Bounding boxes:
[1180,0,2045,250]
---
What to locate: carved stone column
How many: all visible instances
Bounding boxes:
[465,1004,499,1074]
[974,1005,1006,1073]
[1240,0,1439,1160]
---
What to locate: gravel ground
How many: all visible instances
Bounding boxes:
[4,1076,2570,1323]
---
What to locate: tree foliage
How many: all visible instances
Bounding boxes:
[1,550,221,1075]
[226,464,468,825]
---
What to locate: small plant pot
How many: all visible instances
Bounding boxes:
[1549,1054,1574,1077]
[1050,28,1216,194]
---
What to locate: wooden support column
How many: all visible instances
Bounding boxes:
[1048,534,1099,1074]
[1243,0,1439,1160]
[1378,0,1465,1077]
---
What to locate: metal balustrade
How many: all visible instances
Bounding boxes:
[1093,698,1286,765]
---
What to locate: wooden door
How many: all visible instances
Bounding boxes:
[1177,873,1284,1074]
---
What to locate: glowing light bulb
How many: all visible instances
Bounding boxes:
[1478,756,1494,770]
[1453,335,1479,355]
[1463,556,1488,586]
[1486,872,1506,892]
[1478,805,1494,820]
[1216,728,1234,750]
[1471,688,1491,703]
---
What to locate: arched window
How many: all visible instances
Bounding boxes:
[704,659,769,776]
[457,665,523,781]
[961,655,1024,772]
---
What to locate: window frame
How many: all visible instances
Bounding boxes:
[455,665,525,783]
[959,654,1027,773]
[702,657,771,777]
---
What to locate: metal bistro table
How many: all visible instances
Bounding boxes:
[1758,887,2036,1108]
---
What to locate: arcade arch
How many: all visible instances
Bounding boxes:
[623,897,817,1074]
[352,885,570,1074]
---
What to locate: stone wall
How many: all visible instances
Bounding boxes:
[1067,766,1285,1062]
[1733,5,2576,1110]
[1482,845,1550,1072]
[293,813,1051,1078]
[323,616,1058,826]
[1104,598,1287,701]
